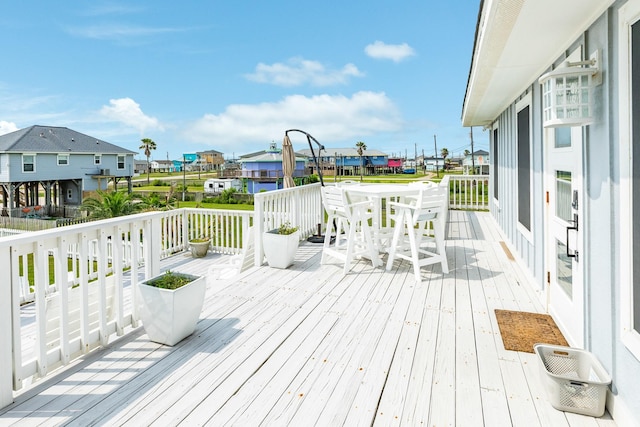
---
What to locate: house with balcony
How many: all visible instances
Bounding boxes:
[463,0,640,424]
[196,149,225,171]
[299,148,388,177]
[462,150,490,175]
[239,144,308,193]
[0,125,135,216]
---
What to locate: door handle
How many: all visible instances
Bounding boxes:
[566,213,579,262]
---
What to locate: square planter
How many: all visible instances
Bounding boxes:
[262,229,300,269]
[138,271,206,346]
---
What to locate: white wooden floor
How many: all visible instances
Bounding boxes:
[1,211,617,426]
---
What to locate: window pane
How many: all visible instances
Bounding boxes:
[554,127,571,148]
[556,239,573,299]
[555,171,572,221]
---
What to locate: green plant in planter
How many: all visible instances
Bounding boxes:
[189,235,211,243]
[146,270,194,290]
[277,222,299,235]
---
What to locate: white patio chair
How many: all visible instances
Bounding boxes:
[207,226,255,281]
[385,185,449,282]
[321,186,381,274]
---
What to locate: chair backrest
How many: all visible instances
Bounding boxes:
[413,185,447,224]
[238,226,255,272]
[322,186,351,219]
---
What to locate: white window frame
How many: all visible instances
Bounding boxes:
[619,1,640,361]
[117,155,125,170]
[94,154,101,165]
[515,93,534,243]
[57,153,69,166]
[22,154,36,173]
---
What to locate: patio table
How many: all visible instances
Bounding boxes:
[343,183,430,252]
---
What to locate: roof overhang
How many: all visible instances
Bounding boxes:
[462,0,614,127]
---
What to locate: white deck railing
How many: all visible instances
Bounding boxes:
[446,175,490,211]
[253,183,322,266]
[0,207,253,409]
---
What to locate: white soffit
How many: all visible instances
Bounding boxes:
[462,0,615,127]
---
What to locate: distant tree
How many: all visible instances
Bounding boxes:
[81,190,143,219]
[139,138,157,185]
[355,141,367,182]
[440,148,449,172]
[464,149,471,156]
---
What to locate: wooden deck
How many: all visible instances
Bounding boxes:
[0,211,617,426]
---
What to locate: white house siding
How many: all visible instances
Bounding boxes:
[488,2,640,423]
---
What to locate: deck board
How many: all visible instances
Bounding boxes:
[1,211,617,426]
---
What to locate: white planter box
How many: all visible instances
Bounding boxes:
[138,272,206,346]
[262,229,300,269]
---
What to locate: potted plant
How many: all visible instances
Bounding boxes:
[262,222,300,269]
[188,235,211,258]
[138,270,206,346]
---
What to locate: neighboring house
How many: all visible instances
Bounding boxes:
[152,160,176,173]
[298,148,388,177]
[239,145,307,193]
[387,157,403,173]
[423,156,445,172]
[462,150,490,175]
[196,149,225,171]
[134,160,149,174]
[0,125,135,215]
[462,1,640,423]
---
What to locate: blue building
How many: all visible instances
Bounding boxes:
[239,144,307,194]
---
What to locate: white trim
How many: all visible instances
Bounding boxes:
[516,93,533,243]
[22,153,36,173]
[94,154,102,165]
[619,1,640,362]
[117,154,126,170]
[57,153,69,166]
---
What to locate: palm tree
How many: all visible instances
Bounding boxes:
[81,190,143,219]
[355,141,367,182]
[440,147,449,172]
[139,138,157,185]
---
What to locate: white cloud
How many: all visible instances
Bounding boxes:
[0,121,18,135]
[99,98,163,134]
[186,91,402,150]
[365,41,416,62]
[245,57,364,87]
[66,24,184,44]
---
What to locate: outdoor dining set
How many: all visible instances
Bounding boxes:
[320,181,449,283]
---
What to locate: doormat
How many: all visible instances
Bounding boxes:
[495,309,568,353]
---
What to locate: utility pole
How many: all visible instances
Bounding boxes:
[182,154,186,201]
[470,127,475,174]
[414,143,417,175]
[434,134,439,178]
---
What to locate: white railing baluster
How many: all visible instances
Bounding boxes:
[56,236,70,365]
[79,232,90,354]
[113,225,124,336]
[34,241,47,378]
[2,245,14,407]
[97,229,109,347]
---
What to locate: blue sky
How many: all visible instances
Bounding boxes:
[0,1,485,161]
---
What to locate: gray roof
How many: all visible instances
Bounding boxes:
[239,151,307,163]
[0,125,136,154]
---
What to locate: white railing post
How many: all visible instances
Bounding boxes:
[254,192,265,267]
[0,246,13,408]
